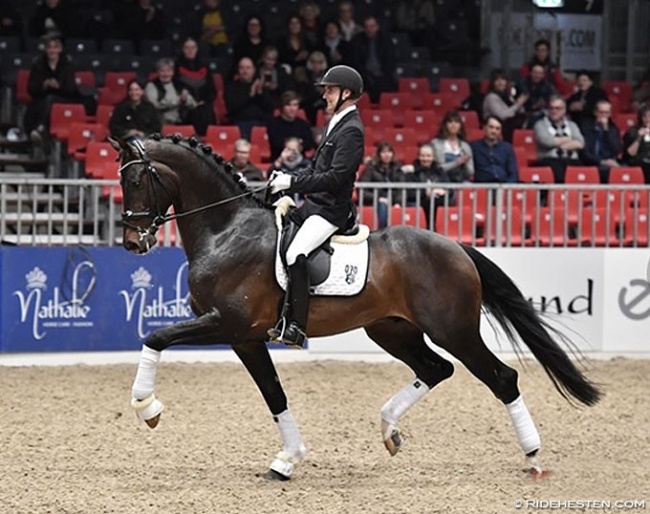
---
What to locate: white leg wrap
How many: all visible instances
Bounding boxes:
[131,346,161,400]
[270,410,307,478]
[380,379,430,427]
[506,395,541,455]
[131,393,165,421]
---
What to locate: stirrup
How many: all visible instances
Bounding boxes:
[268,320,307,348]
[267,317,287,342]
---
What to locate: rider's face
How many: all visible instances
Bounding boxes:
[322,85,346,113]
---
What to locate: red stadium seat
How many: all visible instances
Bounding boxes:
[438,78,470,105]
[459,110,480,132]
[530,207,576,247]
[250,126,271,162]
[382,128,418,163]
[565,166,600,184]
[513,147,530,169]
[49,103,89,141]
[435,206,486,245]
[74,70,96,89]
[205,125,241,154]
[397,77,430,109]
[361,109,396,130]
[161,124,196,138]
[512,129,537,161]
[402,110,439,144]
[67,122,107,160]
[613,113,637,131]
[379,93,413,126]
[388,205,427,228]
[96,87,124,106]
[455,188,490,218]
[519,166,554,184]
[603,80,633,113]
[16,69,31,104]
[95,104,115,129]
[422,92,461,116]
[622,208,649,246]
[578,208,620,247]
[85,141,117,178]
[609,166,644,185]
[357,206,379,230]
[104,71,137,92]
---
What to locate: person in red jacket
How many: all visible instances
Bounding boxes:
[519,39,565,93]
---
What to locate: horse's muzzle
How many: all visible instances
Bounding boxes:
[123,230,157,254]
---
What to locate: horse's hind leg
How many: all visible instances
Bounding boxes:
[365,319,454,456]
[433,324,545,475]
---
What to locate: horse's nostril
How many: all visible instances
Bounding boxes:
[124,240,140,253]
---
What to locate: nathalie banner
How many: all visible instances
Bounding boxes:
[0,246,198,352]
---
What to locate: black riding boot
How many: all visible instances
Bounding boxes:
[268,255,309,348]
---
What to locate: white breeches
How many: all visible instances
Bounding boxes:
[286,215,338,266]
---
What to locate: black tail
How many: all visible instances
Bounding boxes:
[461,244,602,407]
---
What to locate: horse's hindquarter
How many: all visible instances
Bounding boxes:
[308,227,482,337]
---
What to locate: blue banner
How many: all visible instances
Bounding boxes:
[0,246,200,352]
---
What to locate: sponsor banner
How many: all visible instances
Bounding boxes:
[489,12,602,70]
[0,247,195,352]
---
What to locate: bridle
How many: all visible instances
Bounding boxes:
[118,139,267,240]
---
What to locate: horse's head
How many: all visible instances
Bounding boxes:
[109,136,175,254]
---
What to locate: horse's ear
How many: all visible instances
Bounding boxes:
[107,136,127,154]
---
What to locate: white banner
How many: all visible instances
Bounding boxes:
[489,12,602,71]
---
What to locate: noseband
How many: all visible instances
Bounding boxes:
[119,139,268,240]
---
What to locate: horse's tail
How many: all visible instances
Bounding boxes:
[460,244,602,407]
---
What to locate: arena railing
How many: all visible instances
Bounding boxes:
[1,177,649,249]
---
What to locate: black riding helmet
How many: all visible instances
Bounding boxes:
[315,65,364,111]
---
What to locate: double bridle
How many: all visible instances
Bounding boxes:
[118,140,267,240]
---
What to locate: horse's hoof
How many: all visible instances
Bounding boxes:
[383,428,402,456]
[526,467,552,480]
[144,413,161,429]
[263,469,290,481]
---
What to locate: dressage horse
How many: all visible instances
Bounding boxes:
[111,135,601,481]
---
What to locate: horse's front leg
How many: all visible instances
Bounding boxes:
[232,342,307,481]
[131,310,224,428]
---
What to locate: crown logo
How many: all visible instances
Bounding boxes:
[131,267,152,289]
[26,267,47,290]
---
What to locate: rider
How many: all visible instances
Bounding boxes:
[267,64,365,348]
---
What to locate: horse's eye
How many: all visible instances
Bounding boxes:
[132,179,143,189]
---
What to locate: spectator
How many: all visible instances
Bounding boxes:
[580,100,622,183]
[350,15,395,104]
[321,20,349,67]
[268,136,311,177]
[567,70,609,130]
[431,110,474,183]
[295,50,328,125]
[145,58,197,126]
[359,141,403,228]
[482,68,528,142]
[517,63,555,127]
[267,90,315,161]
[174,36,216,135]
[229,139,265,182]
[232,15,268,76]
[29,0,74,38]
[337,1,361,42]
[0,0,23,36]
[196,0,228,56]
[396,143,448,227]
[256,45,294,106]
[470,116,518,183]
[277,15,312,78]
[109,79,162,138]
[519,38,565,92]
[225,57,274,140]
[24,33,79,142]
[623,106,650,183]
[533,96,584,183]
[631,69,650,112]
[393,0,436,48]
[299,1,323,50]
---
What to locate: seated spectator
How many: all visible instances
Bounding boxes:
[321,20,349,67]
[470,116,518,183]
[517,64,555,127]
[395,143,448,228]
[277,15,313,79]
[431,110,475,183]
[359,141,403,228]
[0,0,23,36]
[256,45,294,106]
[195,0,228,56]
[580,100,622,183]
[623,106,650,183]
[145,58,198,126]
[109,79,162,138]
[295,51,328,125]
[24,33,80,142]
[519,38,565,93]
[174,36,216,135]
[267,90,315,161]
[337,1,361,42]
[482,68,529,142]
[567,70,609,130]
[350,15,395,104]
[268,136,312,177]
[229,139,265,182]
[299,1,323,50]
[232,16,268,78]
[225,57,275,140]
[29,0,73,38]
[533,96,584,183]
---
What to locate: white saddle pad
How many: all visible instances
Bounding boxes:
[274,230,370,297]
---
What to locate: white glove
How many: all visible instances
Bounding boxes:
[269,172,292,194]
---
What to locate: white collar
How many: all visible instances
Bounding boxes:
[326,104,356,136]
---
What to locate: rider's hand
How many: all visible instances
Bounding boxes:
[269,172,292,194]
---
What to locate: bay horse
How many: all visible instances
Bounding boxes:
[111,135,601,481]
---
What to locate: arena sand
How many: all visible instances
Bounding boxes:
[1,358,648,514]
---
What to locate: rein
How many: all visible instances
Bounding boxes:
[118,143,270,239]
